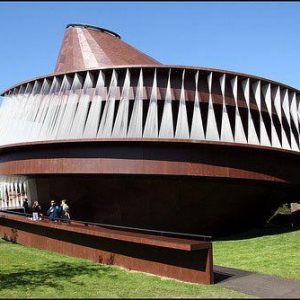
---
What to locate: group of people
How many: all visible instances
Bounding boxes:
[47,199,70,222]
[22,198,70,222]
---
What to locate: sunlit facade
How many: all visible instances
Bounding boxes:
[0,24,299,235]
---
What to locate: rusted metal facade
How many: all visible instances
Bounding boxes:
[1,24,300,236]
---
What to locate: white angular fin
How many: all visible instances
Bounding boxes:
[205,72,219,141]
[97,70,118,138]
[127,69,144,138]
[231,76,247,144]
[143,69,158,138]
[175,70,190,139]
[159,69,174,138]
[191,71,205,140]
[112,69,131,138]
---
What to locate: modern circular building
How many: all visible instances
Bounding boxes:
[1,24,300,236]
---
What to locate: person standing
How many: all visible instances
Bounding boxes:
[22,198,30,217]
[32,201,42,221]
[61,199,70,222]
[47,200,60,221]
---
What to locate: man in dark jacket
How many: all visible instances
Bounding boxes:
[47,200,61,221]
[22,198,30,217]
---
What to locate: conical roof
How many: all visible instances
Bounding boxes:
[54,24,161,74]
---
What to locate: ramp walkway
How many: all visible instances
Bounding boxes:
[0,211,213,284]
[214,265,300,298]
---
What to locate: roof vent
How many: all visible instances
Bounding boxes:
[66,23,121,39]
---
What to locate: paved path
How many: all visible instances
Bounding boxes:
[214,265,300,298]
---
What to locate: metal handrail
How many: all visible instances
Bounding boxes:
[0,208,212,241]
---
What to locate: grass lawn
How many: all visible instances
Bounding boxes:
[213,225,300,281]
[1,225,298,298]
[0,238,249,299]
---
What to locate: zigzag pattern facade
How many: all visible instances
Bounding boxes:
[1,66,300,152]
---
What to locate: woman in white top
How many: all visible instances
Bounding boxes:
[61,199,70,221]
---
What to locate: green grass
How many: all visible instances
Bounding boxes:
[1,225,299,298]
[275,205,291,215]
[0,238,249,299]
[213,225,300,281]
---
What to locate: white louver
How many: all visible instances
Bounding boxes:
[0,67,299,153]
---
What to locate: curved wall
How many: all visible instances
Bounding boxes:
[1,66,300,153]
[0,138,298,236]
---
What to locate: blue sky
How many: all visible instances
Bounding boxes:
[0,1,300,98]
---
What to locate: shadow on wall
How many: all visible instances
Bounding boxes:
[3,228,18,243]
